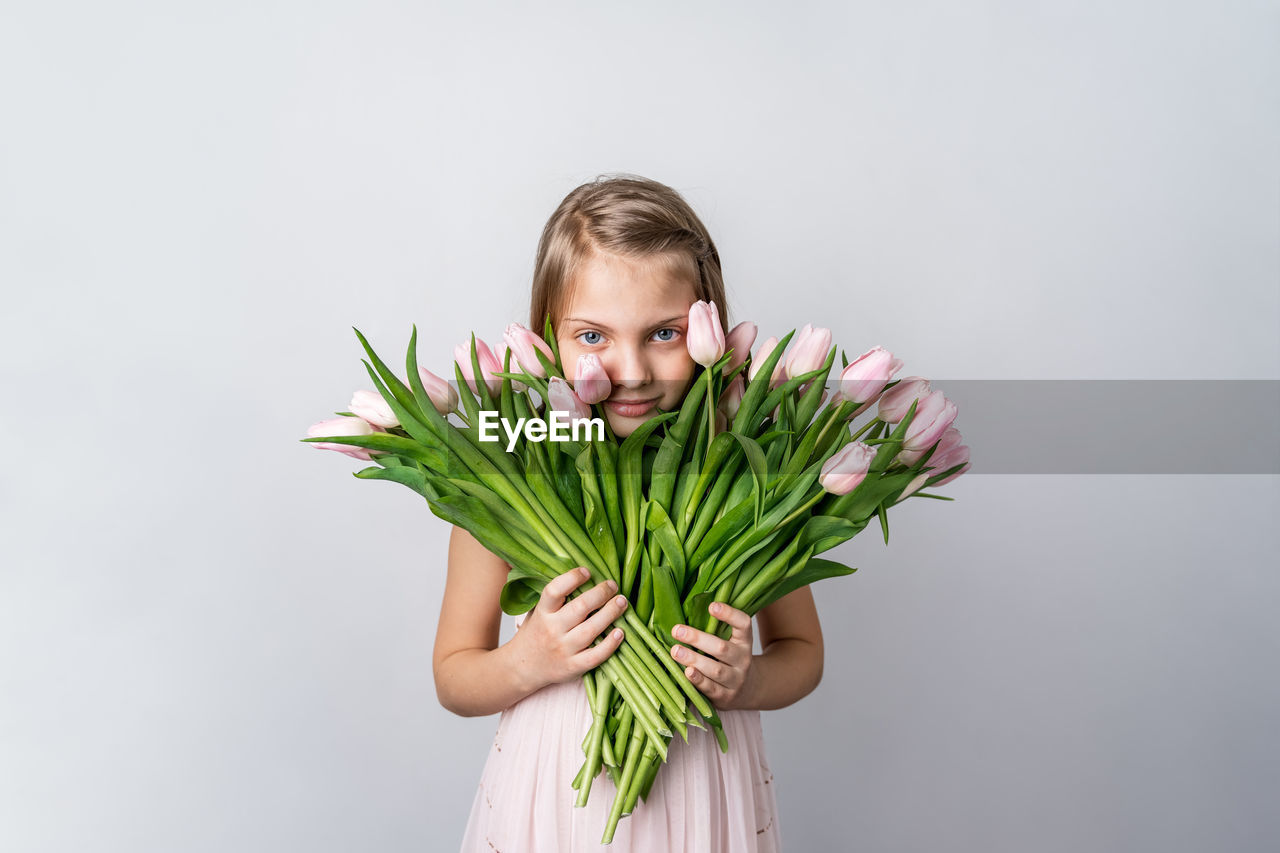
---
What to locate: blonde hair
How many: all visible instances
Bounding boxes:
[529,174,729,335]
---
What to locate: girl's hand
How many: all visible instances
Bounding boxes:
[671,602,756,710]
[511,566,628,692]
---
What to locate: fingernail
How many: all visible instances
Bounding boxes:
[673,647,686,660]
[606,580,618,592]
[615,595,628,608]
[711,602,722,615]
[578,567,588,578]
[673,625,686,639]
[612,628,623,640]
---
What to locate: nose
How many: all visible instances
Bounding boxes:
[608,343,652,391]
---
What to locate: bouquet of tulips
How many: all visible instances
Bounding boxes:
[303,304,969,843]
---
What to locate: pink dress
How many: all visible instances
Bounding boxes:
[459,613,782,852]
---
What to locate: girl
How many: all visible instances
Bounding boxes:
[435,175,825,852]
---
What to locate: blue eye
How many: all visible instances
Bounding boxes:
[653,328,677,342]
[579,331,603,345]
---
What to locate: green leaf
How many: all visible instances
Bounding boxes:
[720,431,768,525]
[301,432,445,471]
[798,515,864,555]
[644,500,687,588]
[353,464,429,497]
[732,328,796,433]
[747,556,857,615]
[650,563,684,648]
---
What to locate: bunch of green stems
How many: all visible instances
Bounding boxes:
[305,319,965,844]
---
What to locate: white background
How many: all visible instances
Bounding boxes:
[2,1,1277,851]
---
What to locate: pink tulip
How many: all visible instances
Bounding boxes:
[901,390,958,453]
[878,376,932,424]
[724,321,758,372]
[547,376,592,423]
[785,323,832,379]
[453,336,503,396]
[930,451,971,486]
[417,366,459,415]
[898,472,931,501]
[719,375,745,419]
[493,342,528,392]
[502,323,556,379]
[898,423,962,467]
[747,336,788,389]
[687,300,726,367]
[574,354,612,404]
[349,389,399,429]
[307,416,379,461]
[902,443,971,497]
[837,346,903,408]
[819,441,877,495]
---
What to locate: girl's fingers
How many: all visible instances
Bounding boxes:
[574,627,625,671]
[566,592,628,650]
[537,567,589,614]
[684,665,731,702]
[708,602,752,644]
[560,578,619,624]
[672,623,749,667]
[670,643,733,686]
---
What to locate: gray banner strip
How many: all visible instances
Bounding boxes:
[909,379,1280,474]
[431,379,1280,474]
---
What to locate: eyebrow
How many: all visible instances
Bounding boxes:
[562,315,687,333]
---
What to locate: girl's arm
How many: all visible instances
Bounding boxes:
[669,586,824,712]
[432,526,628,717]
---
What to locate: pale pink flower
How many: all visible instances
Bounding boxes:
[547,376,592,423]
[719,375,746,420]
[417,366,459,415]
[502,323,557,379]
[574,354,612,404]
[724,321,758,373]
[349,389,399,429]
[837,346,903,408]
[453,337,503,396]
[307,417,379,461]
[901,390,958,454]
[785,323,832,379]
[878,376,932,424]
[819,441,877,495]
[687,301,726,367]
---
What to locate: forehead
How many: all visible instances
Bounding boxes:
[562,251,698,326]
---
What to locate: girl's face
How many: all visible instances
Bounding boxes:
[556,250,699,437]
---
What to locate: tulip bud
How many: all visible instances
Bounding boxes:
[493,342,528,392]
[574,354,612,404]
[785,323,832,379]
[502,323,556,379]
[747,336,788,389]
[454,336,503,396]
[417,366,459,415]
[898,472,931,500]
[724,321,758,373]
[687,300,726,367]
[547,376,592,423]
[927,443,970,486]
[878,376,932,424]
[899,423,963,467]
[307,416,379,461]
[719,375,745,420]
[819,441,877,495]
[900,390,958,454]
[837,346,903,407]
[349,389,399,429]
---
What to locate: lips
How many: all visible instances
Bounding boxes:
[604,397,658,417]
